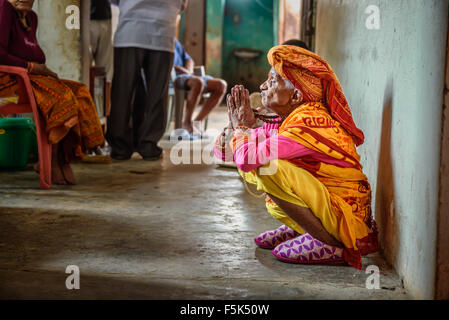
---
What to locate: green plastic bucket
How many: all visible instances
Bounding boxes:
[0,118,35,168]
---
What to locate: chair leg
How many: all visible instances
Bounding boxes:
[174,89,186,130]
[203,116,208,132]
[165,94,174,133]
[33,112,51,189]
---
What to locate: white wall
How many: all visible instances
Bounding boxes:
[315,0,448,299]
[33,0,82,81]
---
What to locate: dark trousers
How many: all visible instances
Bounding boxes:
[106,47,173,158]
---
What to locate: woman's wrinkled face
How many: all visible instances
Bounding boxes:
[8,0,34,13]
[260,68,303,118]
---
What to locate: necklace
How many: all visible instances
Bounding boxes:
[15,10,31,32]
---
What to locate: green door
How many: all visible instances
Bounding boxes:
[222,0,275,93]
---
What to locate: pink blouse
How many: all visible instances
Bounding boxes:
[214,121,355,172]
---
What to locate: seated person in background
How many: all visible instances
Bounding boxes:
[0,0,105,185]
[173,38,227,137]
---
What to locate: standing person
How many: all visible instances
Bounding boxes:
[106,0,188,161]
[90,0,113,116]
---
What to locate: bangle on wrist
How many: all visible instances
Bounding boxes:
[235,125,249,131]
[27,62,34,73]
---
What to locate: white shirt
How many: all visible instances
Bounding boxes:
[111,0,186,53]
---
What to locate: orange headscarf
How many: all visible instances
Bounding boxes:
[267,45,365,146]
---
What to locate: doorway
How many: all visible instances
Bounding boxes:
[222,0,275,93]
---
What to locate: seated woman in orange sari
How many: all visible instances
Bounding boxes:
[0,0,105,185]
[214,45,378,269]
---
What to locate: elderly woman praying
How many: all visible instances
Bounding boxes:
[0,0,105,185]
[214,45,378,268]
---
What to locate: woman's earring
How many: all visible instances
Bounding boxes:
[293,90,303,104]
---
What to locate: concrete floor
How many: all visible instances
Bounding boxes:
[0,107,409,299]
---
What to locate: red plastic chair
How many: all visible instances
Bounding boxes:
[0,65,51,189]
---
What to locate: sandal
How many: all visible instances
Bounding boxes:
[254,225,300,249]
[272,233,345,265]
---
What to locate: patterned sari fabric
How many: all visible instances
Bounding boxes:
[0,72,104,160]
[279,102,378,268]
[268,45,365,146]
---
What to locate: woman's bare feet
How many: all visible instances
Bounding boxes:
[33,157,70,185]
[33,143,77,185]
[49,143,77,185]
[51,158,67,185]
[61,161,77,185]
